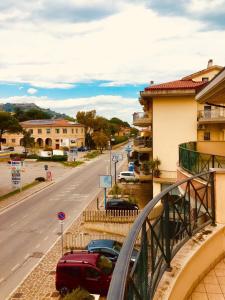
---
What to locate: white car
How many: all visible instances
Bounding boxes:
[118,171,137,182]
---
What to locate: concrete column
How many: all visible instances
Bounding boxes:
[212,168,225,224]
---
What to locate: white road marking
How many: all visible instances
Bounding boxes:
[39,230,43,234]
[22,214,28,219]
[44,236,49,241]
[35,244,40,249]
[10,222,17,227]
[11,264,19,272]
[24,253,30,260]
[0,278,4,284]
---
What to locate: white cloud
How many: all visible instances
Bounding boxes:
[0,2,224,88]
[27,88,37,94]
[0,94,139,124]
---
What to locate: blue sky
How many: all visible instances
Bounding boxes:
[0,0,225,123]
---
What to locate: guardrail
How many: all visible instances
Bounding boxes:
[134,138,152,148]
[198,108,225,120]
[179,142,225,178]
[107,171,215,300]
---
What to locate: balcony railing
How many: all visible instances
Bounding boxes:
[107,171,215,300]
[179,142,225,179]
[133,112,152,126]
[134,138,152,148]
[198,108,225,122]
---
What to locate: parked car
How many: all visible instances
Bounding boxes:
[77,146,88,152]
[118,171,137,182]
[55,251,113,296]
[4,147,14,151]
[106,198,139,211]
[86,239,138,264]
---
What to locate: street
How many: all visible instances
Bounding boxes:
[0,149,126,300]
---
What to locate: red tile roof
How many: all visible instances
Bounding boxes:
[144,79,207,91]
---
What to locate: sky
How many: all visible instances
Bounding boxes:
[0,0,225,124]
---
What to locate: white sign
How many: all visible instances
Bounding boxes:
[99,175,112,188]
[11,161,22,170]
[112,153,123,162]
[11,169,21,186]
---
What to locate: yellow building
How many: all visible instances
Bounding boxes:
[134,60,223,194]
[2,119,85,150]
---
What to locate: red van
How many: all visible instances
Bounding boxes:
[55,251,113,296]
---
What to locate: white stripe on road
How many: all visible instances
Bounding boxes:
[35,244,40,249]
[22,214,28,219]
[11,264,19,272]
[10,222,17,227]
[0,277,4,284]
[24,253,30,260]
[44,236,49,241]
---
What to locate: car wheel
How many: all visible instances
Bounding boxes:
[59,286,69,296]
[120,178,125,183]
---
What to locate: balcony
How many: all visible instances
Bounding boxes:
[179,142,225,179]
[198,108,225,124]
[133,112,152,127]
[133,137,152,153]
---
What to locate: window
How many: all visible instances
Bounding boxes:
[38,129,42,134]
[204,132,210,141]
[55,128,60,134]
[81,128,83,133]
[29,129,33,134]
[71,129,74,134]
[11,139,16,143]
[63,267,81,277]
[63,128,67,134]
[85,268,100,279]
[46,128,51,134]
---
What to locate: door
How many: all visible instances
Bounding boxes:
[84,267,102,294]
[204,105,211,118]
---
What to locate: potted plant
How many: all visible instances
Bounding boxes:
[142,161,150,175]
[152,157,161,178]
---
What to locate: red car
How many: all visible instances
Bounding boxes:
[55,251,113,296]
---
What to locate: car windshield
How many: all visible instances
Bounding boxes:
[112,241,122,253]
[97,255,113,275]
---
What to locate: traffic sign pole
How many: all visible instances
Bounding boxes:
[57,212,66,256]
[61,221,64,257]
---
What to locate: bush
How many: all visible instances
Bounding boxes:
[27,154,39,159]
[108,184,122,197]
[35,177,45,182]
[63,288,94,300]
[37,155,68,162]
[84,150,100,159]
[63,161,84,167]
[111,136,128,145]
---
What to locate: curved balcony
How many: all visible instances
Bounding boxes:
[107,171,215,300]
[133,112,152,127]
[179,142,225,179]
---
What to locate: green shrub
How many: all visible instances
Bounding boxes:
[108,184,122,197]
[51,155,67,161]
[84,150,100,159]
[111,136,128,145]
[27,154,39,159]
[63,161,84,167]
[63,288,94,300]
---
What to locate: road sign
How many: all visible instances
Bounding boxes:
[57,211,66,221]
[99,175,112,188]
[112,153,123,162]
[11,161,22,170]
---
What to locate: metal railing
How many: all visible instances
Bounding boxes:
[179,142,225,178]
[133,112,151,123]
[107,171,215,300]
[134,138,152,148]
[83,210,139,223]
[198,108,225,121]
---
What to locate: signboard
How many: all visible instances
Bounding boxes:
[125,145,132,153]
[60,138,70,147]
[112,153,123,162]
[11,161,22,170]
[57,211,66,221]
[99,175,112,188]
[11,169,21,186]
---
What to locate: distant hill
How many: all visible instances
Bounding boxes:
[0,102,73,120]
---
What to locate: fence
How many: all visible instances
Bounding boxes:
[83,210,140,223]
[107,171,215,300]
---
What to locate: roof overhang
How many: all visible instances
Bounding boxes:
[140,89,196,97]
[196,68,225,104]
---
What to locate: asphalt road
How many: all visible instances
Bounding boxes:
[0,149,127,300]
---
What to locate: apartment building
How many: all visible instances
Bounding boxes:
[2,119,85,150]
[133,60,223,195]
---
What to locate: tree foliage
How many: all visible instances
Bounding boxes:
[92,131,108,153]
[0,111,22,150]
[14,107,51,121]
[20,130,35,156]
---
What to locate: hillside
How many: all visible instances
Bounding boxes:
[0,102,72,120]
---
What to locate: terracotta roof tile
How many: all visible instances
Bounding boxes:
[144,79,207,91]
[20,119,82,127]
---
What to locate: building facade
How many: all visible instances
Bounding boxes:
[133,61,223,195]
[2,119,85,150]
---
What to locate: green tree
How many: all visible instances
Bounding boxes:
[92,131,108,153]
[0,112,22,150]
[20,130,35,156]
[14,108,51,121]
[76,110,96,132]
